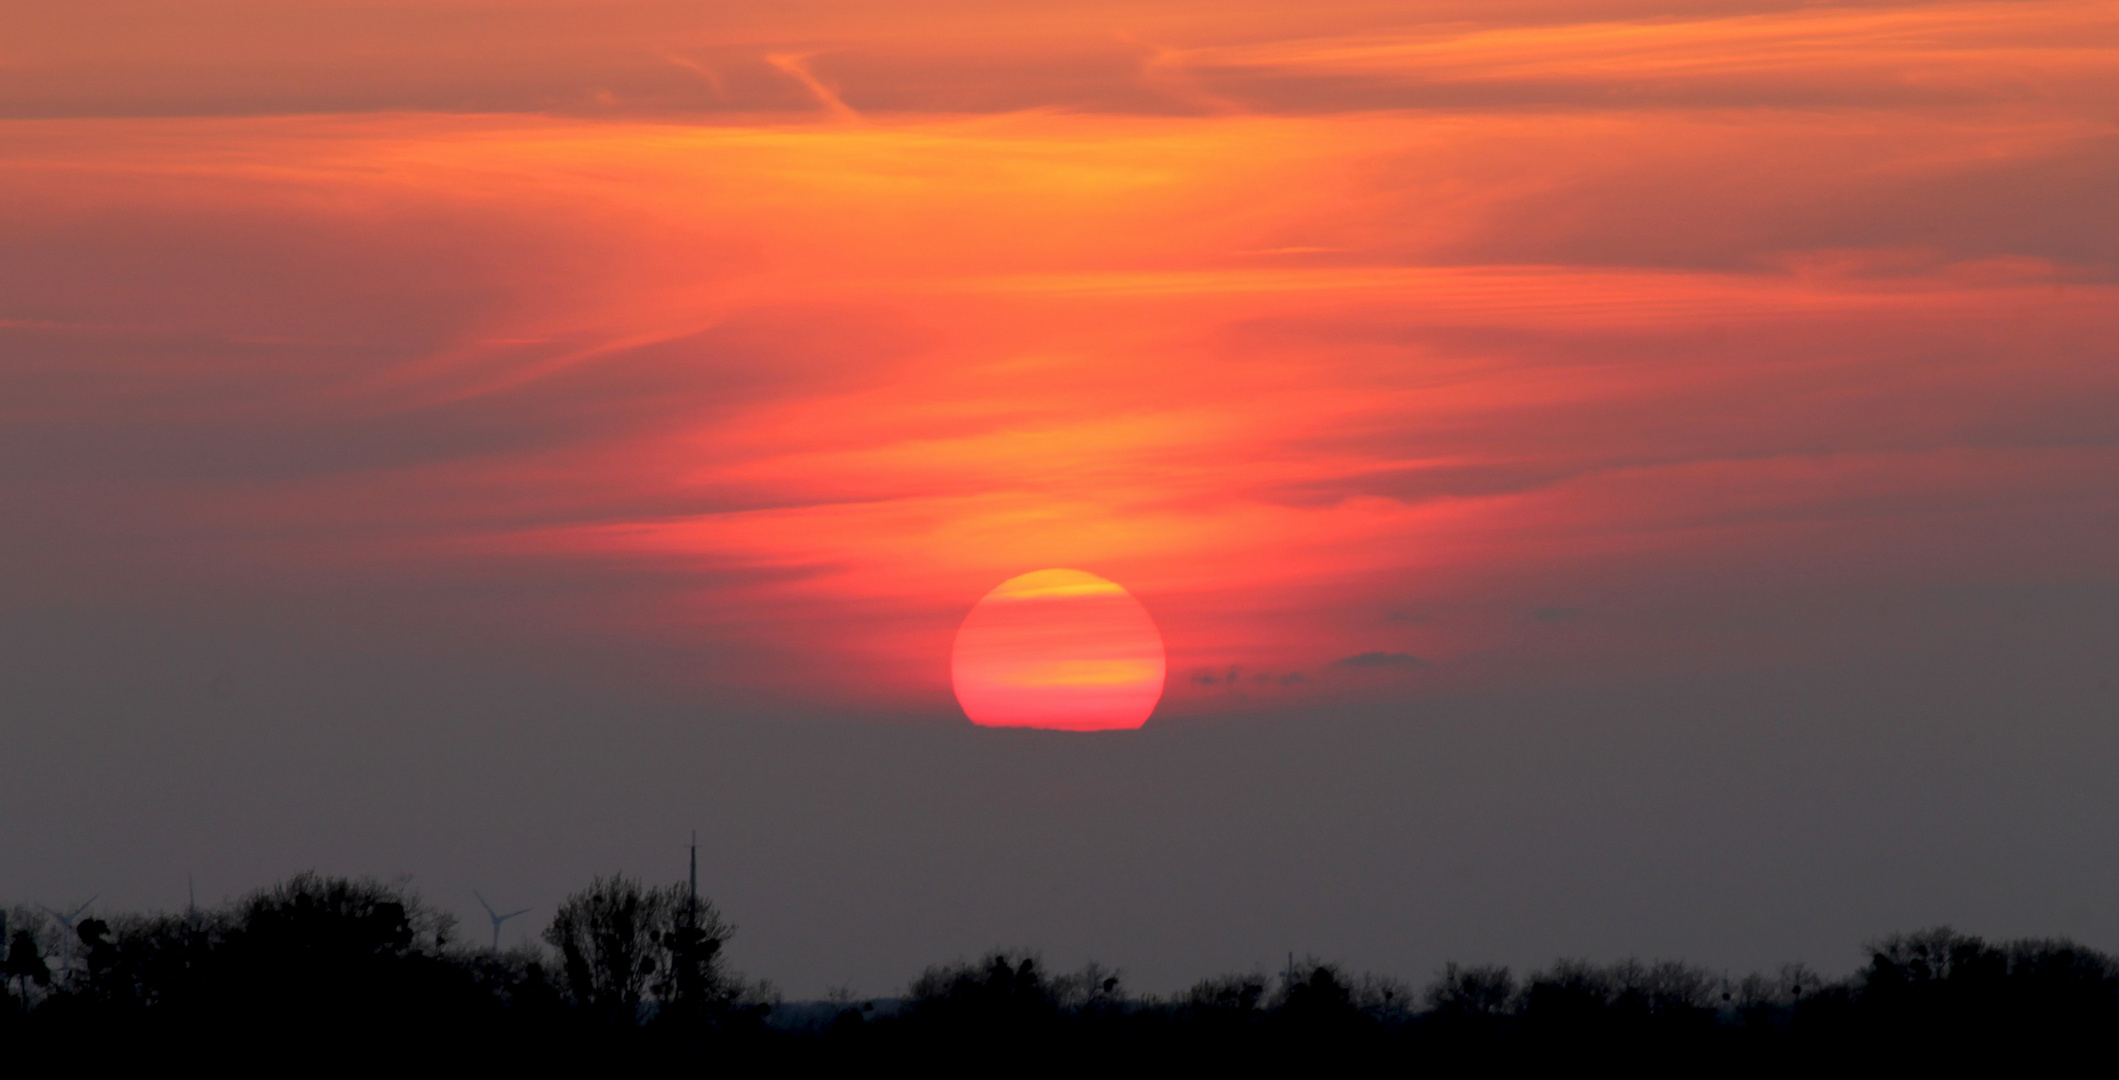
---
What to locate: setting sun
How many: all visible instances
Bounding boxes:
[950,569,1167,731]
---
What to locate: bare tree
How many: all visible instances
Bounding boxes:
[3,907,56,1011]
[1425,962,1517,1019]
[543,875,731,1025]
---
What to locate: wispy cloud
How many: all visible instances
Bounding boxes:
[1334,652,1431,669]
[2,1,2113,712]
[766,52,862,122]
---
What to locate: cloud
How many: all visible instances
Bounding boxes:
[8,0,2113,120]
[1334,651,1431,669]
[2,0,2115,712]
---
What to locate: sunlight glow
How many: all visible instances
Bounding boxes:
[952,570,1167,731]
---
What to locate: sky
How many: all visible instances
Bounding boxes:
[3,0,2117,996]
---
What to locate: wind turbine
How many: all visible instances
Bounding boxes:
[36,897,95,968]
[36,898,95,934]
[472,891,529,951]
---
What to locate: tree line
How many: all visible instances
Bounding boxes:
[6,873,2115,1067]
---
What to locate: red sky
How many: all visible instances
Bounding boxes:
[9,0,2119,1001]
[4,0,2116,721]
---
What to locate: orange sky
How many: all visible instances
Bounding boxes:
[4,0,2116,721]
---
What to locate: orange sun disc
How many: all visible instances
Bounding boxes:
[950,569,1167,731]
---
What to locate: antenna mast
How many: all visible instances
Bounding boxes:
[688,830,699,910]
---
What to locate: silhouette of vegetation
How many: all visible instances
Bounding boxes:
[5,879,2114,1068]
[543,873,749,1035]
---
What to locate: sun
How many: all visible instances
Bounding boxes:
[950,569,1167,731]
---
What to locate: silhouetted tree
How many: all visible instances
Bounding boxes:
[1852,927,2119,1058]
[1182,973,1268,1016]
[1997,937,2119,1035]
[22,874,2119,1067]
[544,875,733,1028]
[1605,958,1719,1030]
[1425,962,1517,1022]
[1520,959,1611,1038]
[182,872,476,1056]
[1265,961,1373,1063]
[651,887,734,1025]
[1273,963,1362,1027]
[1047,961,1127,1023]
[73,919,116,996]
[905,952,1057,1027]
[882,952,1065,1065]
[1170,972,1271,1061]
[6,929,50,1002]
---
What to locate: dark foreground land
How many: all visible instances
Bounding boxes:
[7,874,2117,1071]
